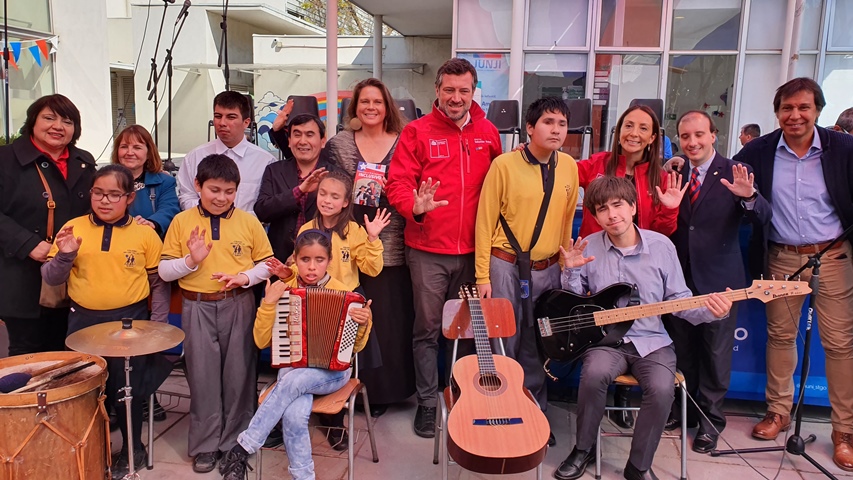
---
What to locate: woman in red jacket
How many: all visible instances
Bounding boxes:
[576,104,685,238]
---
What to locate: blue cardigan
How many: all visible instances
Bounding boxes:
[129,171,180,235]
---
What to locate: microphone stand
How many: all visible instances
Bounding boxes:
[217,0,230,91]
[159,10,189,173]
[711,223,853,479]
[146,0,172,145]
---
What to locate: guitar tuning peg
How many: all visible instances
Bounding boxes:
[760,274,764,280]
[771,275,777,281]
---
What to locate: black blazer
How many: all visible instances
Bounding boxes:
[254,155,337,261]
[670,153,772,294]
[733,126,853,275]
[0,138,96,318]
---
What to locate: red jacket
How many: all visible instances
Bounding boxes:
[386,101,502,255]
[577,152,678,238]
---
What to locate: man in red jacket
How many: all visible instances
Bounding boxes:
[386,57,502,438]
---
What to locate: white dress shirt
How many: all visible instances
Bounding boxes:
[177,137,276,213]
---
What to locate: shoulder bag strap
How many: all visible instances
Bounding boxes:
[34,166,56,242]
[149,186,157,212]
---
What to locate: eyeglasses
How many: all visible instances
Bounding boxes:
[90,189,130,203]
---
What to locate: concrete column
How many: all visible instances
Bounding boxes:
[373,14,383,80]
[326,0,338,134]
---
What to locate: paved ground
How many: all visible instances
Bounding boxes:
[124,371,853,480]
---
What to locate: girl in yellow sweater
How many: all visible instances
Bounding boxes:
[220,230,372,480]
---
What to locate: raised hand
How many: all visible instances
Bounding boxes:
[211,272,249,291]
[720,164,756,199]
[364,208,391,241]
[656,171,688,209]
[54,225,83,254]
[262,279,290,305]
[349,299,373,325]
[412,177,449,216]
[272,99,294,132]
[186,226,212,268]
[265,257,295,280]
[298,167,328,194]
[559,237,594,269]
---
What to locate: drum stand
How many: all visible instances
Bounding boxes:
[120,356,140,480]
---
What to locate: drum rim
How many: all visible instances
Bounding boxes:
[0,352,107,407]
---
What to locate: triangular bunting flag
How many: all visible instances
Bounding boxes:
[47,36,58,54]
[36,39,48,59]
[29,45,41,67]
[10,42,21,63]
[5,51,18,71]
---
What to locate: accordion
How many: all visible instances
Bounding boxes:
[272,287,365,371]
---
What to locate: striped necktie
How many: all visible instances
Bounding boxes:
[689,168,701,204]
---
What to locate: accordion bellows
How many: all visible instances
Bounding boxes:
[272,287,365,371]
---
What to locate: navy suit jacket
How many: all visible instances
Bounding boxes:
[670,152,771,294]
[732,126,853,276]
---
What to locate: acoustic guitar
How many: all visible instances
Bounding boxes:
[534,279,810,364]
[446,284,550,475]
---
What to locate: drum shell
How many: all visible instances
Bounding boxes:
[0,352,108,480]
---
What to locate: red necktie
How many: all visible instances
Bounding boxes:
[689,168,701,204]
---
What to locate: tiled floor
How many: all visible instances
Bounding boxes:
[123,372,853,480]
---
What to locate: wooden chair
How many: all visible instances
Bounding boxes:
[595,372,687,480]
[431,297,545,480]
[256,356,379,480]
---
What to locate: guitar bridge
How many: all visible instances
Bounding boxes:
[472,418,523,426]
[537,317,552,337]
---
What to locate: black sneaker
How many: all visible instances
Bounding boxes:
[414,405,437,438]
[111,447,147,480]
[262,425,284,449]
[192,451,220,473]
[327,427,349,451]
[221,445,252,480]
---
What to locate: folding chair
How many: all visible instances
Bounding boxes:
[595,372,688,480]
[565,98,593,159]
[486,100,521,150]
[256,356,379,480]
[394,98,419,122]
[432,297,545,480]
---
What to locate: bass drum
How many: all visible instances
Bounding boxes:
[0,351,108,480]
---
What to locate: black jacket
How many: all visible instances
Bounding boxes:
[254,155,337,261]
[0,138,96,318]
[732,126,853,276]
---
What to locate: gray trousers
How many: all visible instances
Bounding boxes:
[489,256,560,411]
[575,343,676,471]
[182,291,258,456]
[407,247,475,406]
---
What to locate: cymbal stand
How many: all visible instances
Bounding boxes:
[120,355,139,480]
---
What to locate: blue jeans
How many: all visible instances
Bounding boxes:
[237,367,351,480]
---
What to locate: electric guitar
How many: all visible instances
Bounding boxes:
[445,284,550,475]
[535,279,810,364]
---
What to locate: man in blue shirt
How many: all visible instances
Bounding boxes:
[553,176,731,480]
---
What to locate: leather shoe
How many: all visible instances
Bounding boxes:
[611,386,634,429]
[692,432,718,454]
[192,451,220,473]
[623,461,659,480]
[548,431,556,447]
[414,405,436,438]
[751,412,790,440]
[370,403,388,418]
[832,430,853,472]
[554,445,595,480]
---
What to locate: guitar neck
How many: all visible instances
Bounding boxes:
[467,298,497,374]
[593,289,749,327]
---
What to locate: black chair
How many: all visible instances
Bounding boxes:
[565,98,593,158]
[486,99,521,150]
[394,98,418,122]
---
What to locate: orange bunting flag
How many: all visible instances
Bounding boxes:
[36,39,49,59]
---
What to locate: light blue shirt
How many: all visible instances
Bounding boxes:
[769,128,843,245]
[561,227,718,358]
[688,152,714,186]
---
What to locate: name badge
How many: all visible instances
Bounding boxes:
[519,279,530,299]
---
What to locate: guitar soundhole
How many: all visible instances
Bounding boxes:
[478,373,503,392]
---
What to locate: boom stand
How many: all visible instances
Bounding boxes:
[146,0,171,145]
[120,355,139,480]
[711,224,853,480]
[159,10,189,173]
[217,0,230,91]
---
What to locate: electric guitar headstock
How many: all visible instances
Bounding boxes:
[744,279,811,303]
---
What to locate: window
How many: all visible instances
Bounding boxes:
[456,0,512,50]
[0,34,56,136]
[456,53,510,114]
[821,55,853,129]
[671,2,741,51]
[829,0,853,49]
[0,0,51,33]
[522,53,587,156]
[527,0,588,47]
[599,0,663,48]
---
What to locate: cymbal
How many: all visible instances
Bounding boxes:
[66,319,184,357]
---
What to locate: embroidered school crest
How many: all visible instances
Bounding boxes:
[231,242,244,257]
[124,251,137,268]
[341,246,351,263]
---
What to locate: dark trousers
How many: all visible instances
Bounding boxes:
[5,307,69,356]
[667,306,737,434]
[406,248,475,406]
[575,343,676,471]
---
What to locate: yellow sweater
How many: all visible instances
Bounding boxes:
[298,220,383,291]
[253,275,372,355]
[474,149,579,284]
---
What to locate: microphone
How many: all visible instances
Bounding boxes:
[175,0,190,25]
